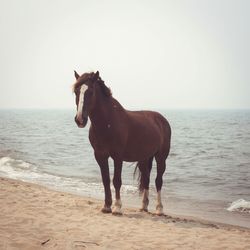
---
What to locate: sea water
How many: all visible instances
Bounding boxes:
[0,109,250,228]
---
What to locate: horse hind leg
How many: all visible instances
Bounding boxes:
[155,154,167,215]
[138,157,153,212]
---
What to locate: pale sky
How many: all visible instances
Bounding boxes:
[0,0,249,109]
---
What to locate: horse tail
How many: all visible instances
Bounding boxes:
[133,162,143,193]
[134,157,153,194]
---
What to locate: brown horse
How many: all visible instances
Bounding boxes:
[73,71,171,215]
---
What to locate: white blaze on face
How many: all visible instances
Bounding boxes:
[76,84,88,122]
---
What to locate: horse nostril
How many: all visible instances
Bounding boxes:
[75,116,79,124]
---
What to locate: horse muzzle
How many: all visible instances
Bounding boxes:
[75,115,88,128]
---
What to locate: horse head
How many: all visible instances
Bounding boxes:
[73,71,100,128]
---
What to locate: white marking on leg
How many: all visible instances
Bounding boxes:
[76,84,88,122]
[113,199,122,214]
[141,189,149,211]
[157,191,161,205]
[156,191,163,215]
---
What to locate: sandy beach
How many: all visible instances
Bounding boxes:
[0,177,249,250]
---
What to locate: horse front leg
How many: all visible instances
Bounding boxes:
[95,152,112,213]
[112,159,123,215]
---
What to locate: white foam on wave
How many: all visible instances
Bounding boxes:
[227,199,250,213]
[0,156,33,170]
[0,156,137,197]
[0,156,103,195]
[0,157,34,179]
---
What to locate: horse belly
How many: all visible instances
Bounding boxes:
[122,133,160,162]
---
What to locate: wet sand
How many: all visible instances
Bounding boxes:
[0,177,250,250]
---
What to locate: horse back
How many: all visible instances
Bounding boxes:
[127,110,170,138]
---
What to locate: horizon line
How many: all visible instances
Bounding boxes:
[1,107,250,111]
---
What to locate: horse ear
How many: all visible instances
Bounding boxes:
[74,70,80,80]
[92,71,99,82]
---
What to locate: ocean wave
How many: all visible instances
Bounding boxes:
[0,156,34,170]
[0,156,137,196]
[0,157,37,179]
[227,199,250,213]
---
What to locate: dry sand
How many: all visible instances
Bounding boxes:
[0,177,250,250]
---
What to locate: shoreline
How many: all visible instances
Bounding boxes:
[1,168,249,229]
[1,177,250,249]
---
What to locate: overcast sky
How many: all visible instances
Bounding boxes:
[0,0,249,109]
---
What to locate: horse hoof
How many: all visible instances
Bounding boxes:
[112,207,123,215]
[112,211,123,216]
[101,207,112,213]
[155,210,164,216]
[139,208,148,212]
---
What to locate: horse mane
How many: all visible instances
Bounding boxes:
[97,77,112,97]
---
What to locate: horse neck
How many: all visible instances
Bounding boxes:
[89,93,124,130]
